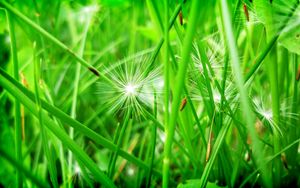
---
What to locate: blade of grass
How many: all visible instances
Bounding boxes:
[33,42,59,188]
[0,68,159,177]
[245,35,278,83]
[146,91,157,188]
[151,1,208,148]
[143,2,183,78]
[168,36,207,146]
[68,9,92,182]
[267,44,281,184]
[199,116,232,188]
[240,138,300,187]
[0,0,100,76]
[163,0,170,167]
[0,148,50,188]
[108,110,132,178]
[288,54,299,165]
[245,1,300,83]
[40,81,68,188]
[163,0,201,187]
[0,69,116,188]
[220,0,271,187]
[6,9,22,188]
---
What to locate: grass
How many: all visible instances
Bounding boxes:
[6,9,22,188]
[0,0,299,187]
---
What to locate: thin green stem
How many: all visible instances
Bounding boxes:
[0,68,160,176]
[267,44,281,184]
[68,11,91,183]
[0,1,100,76]
[288,54,299,165]
[162,0,200,187]
[0,148,50,188]
[240,138,300,187]
[146,92,157,188]
[163,0,170,148]
[108,110,132,178]
[0,68,116,188]
[33,43,59,188]
[220,0,271,187]
[143,2,183,78]
[6,10,22,188]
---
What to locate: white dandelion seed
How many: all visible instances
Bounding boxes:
[124,83,137,96]
[74,163,81,175]
[126,166,135,177]
[253,96,283,136]
[96,56,162,119]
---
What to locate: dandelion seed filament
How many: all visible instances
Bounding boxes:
[125,84,137,96]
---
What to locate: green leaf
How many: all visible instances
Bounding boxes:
[254,0,300,53]
[278,12,300,54]
[0,68,116,188]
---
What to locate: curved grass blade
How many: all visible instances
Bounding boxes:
[240,138,300,187]
[199,118,231,188]
[163,0,201,187]
[0,148,50,188]
[33,42,59,188]
[0,0,100,76]
[6,9,22,187]
[0,68,159,177]
[0,69,116,188]
[220,0,271,187]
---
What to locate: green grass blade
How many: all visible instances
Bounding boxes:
[6,9,22,188]
[0,0,100,76]
[199,118,231,188]
[163,0,170,162]
[68,10,92,182]
[240,138,300,187]
[220,0,271,187]
[108,110,132,178]
[0,68,157,177]
[0,69,116,188]
[33,42,59,188]
[0,148,50,188]
[163,0,201,187]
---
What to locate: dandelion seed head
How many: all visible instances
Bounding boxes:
[253,96,284,136]
[262,110,273,121]
[124,83,137,96]
[127,166,135,176]
[77,5,99,24]
[96,56,162,119]
[213,92,221,104]
[74,163,81,175]
[5,35,10,45]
